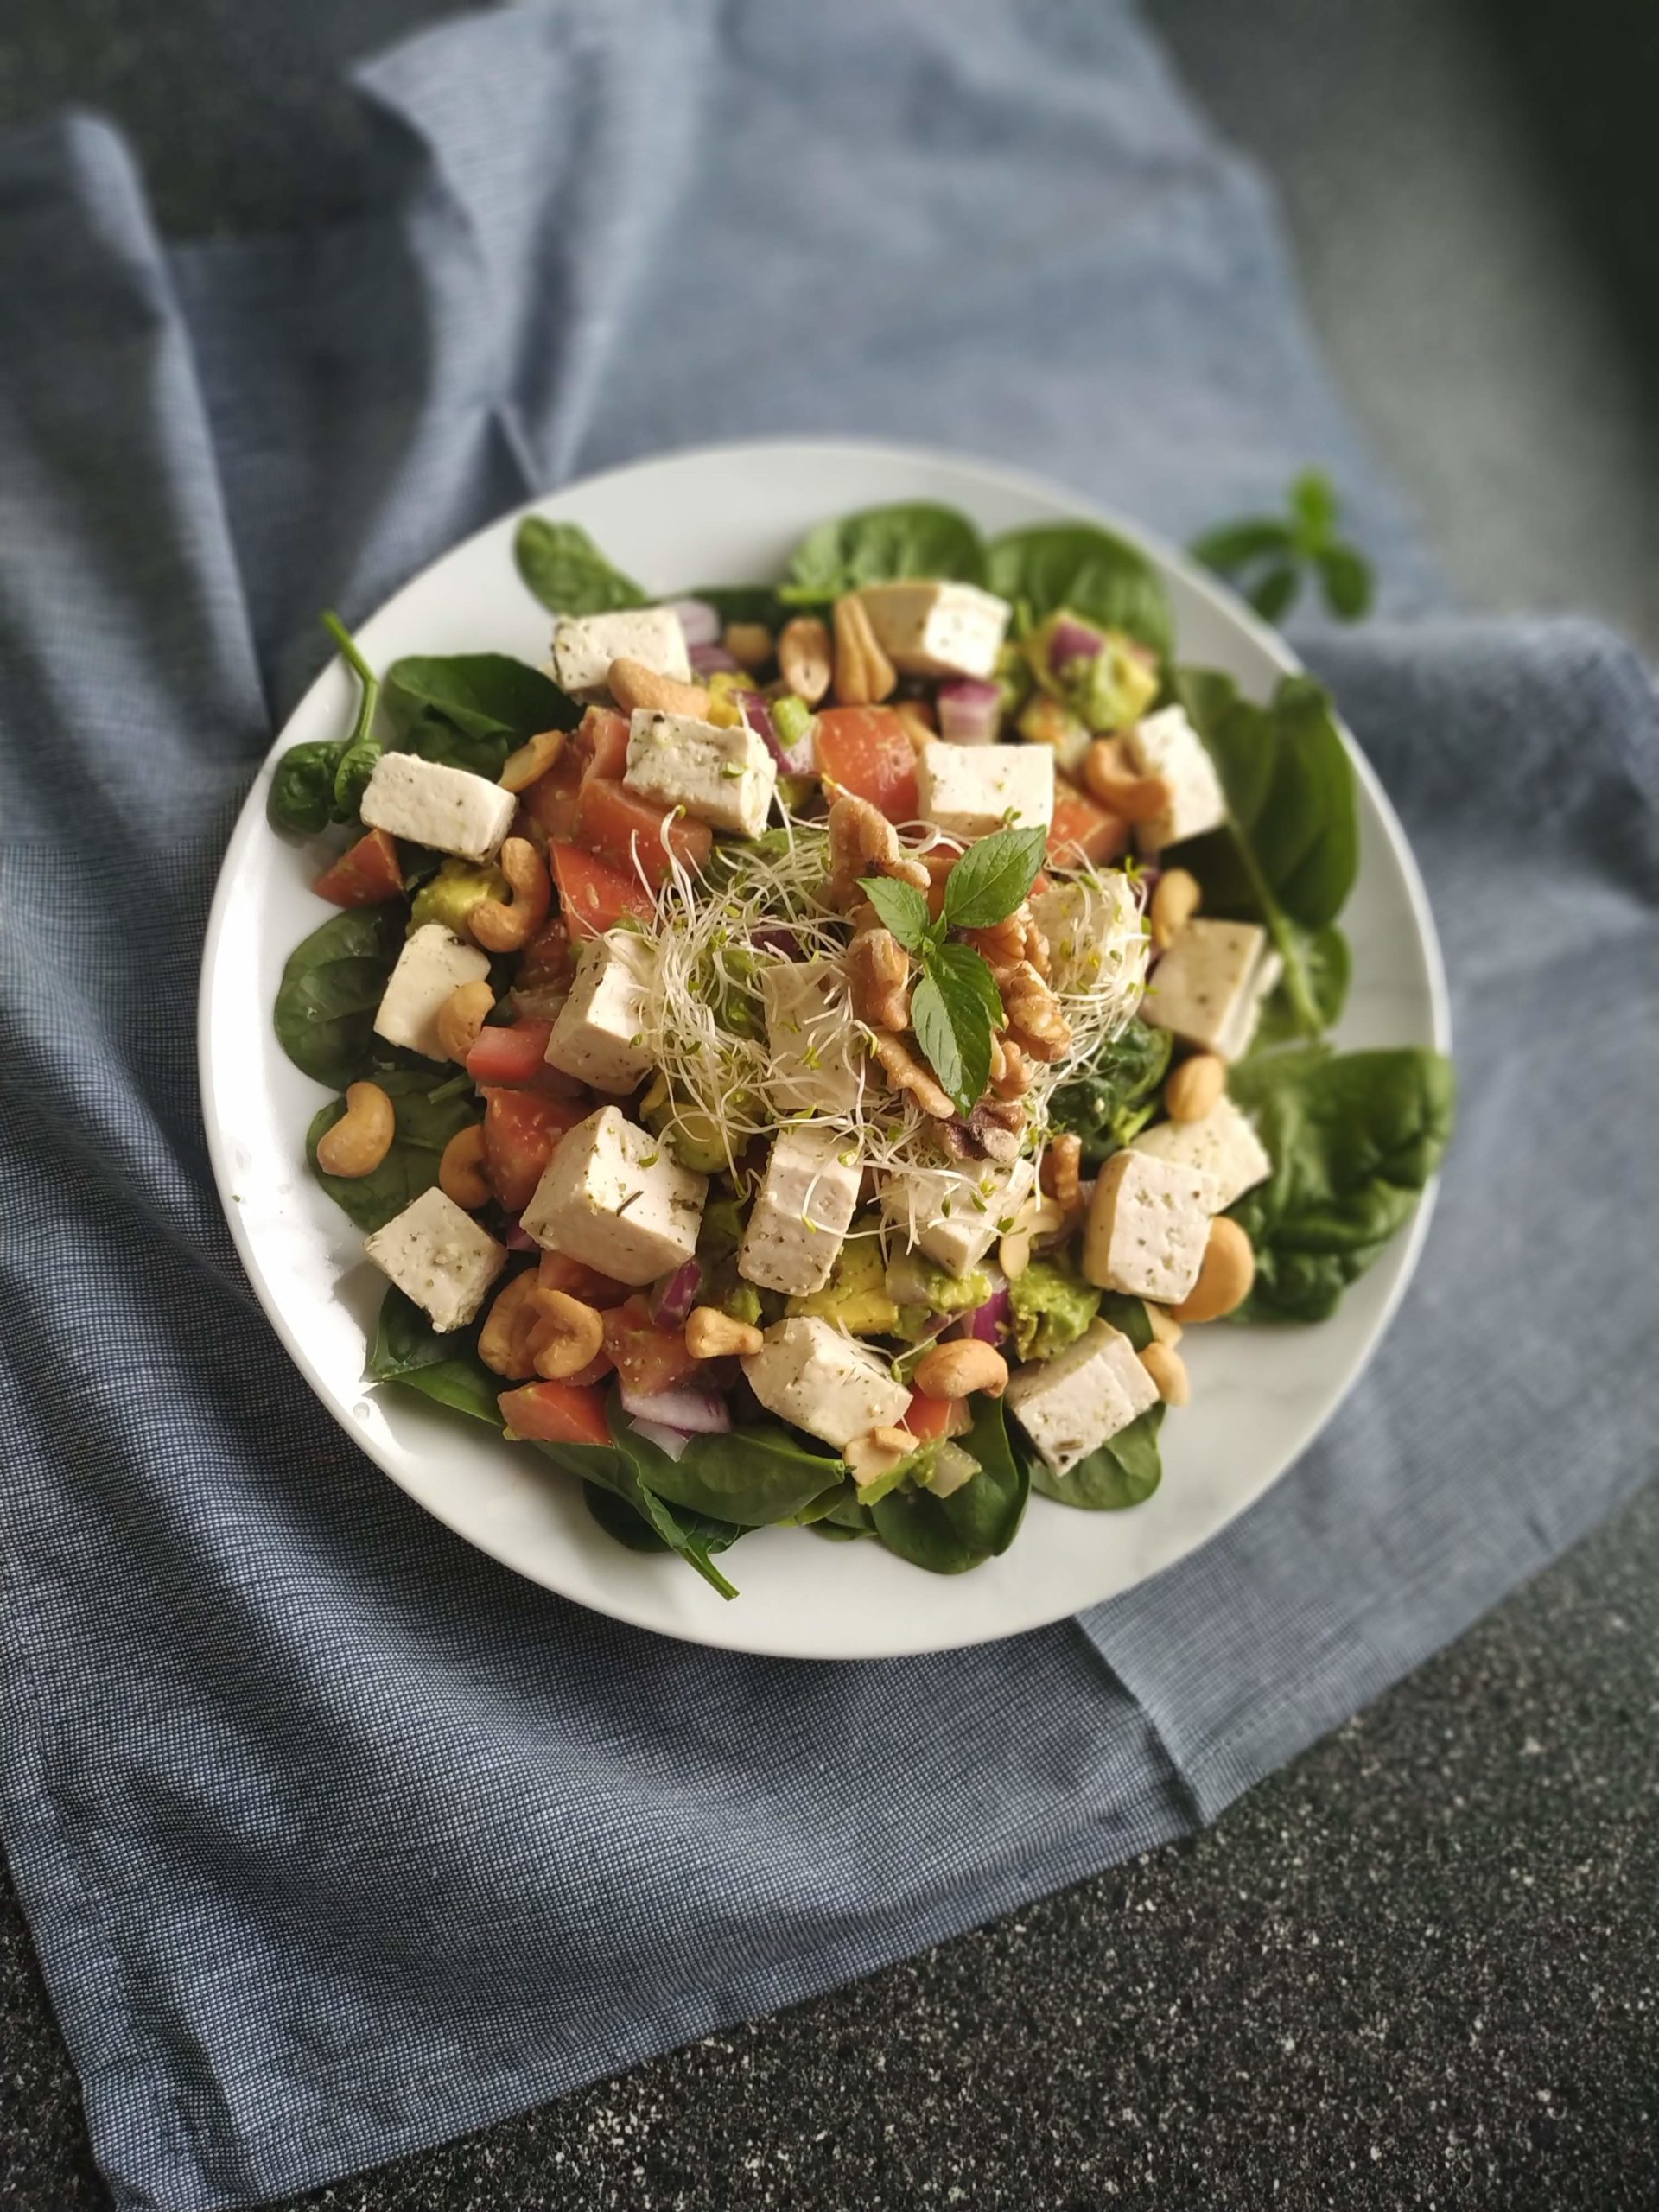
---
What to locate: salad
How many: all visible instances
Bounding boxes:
[268,499,1453,1598]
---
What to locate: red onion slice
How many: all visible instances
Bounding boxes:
[627,1416,691,1461]
[690,642,741,675]
[666,597,721,648]
[936,677,1002,746]
[647,1259,702,1329]
[620,1382,733,1436]
[1047,616,1103,673]
[946,1287,1012,1344]
[500,1216,537,1251]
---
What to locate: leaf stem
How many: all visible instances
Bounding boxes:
[322,610,381,744]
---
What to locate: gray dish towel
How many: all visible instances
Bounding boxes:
[0,5,1654,2207]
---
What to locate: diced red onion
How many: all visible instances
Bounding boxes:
[627,1416,691,1461]
[690,642,740,674]
[648,1259,702,1329]
[753,925,803,957]
[620,1382,733,1435]
[1047,616,1103,673]
[500,1216,537,1251]
[666,597,721,648]
[948,1287,1012,1344]
[739,691,815,776]
[936,677,1002,746]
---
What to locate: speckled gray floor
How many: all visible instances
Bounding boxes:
[1,4,1656,2209]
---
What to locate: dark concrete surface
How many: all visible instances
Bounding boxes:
[2,5,1656,2208]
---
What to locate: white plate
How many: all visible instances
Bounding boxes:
[200,439,1448,1661]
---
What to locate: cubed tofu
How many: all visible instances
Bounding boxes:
[881,1155,1036,1279]
[550,607,690,701]
[1141,918,1281,1060]
[760,958,863,1116]
[359,753,518,864]
[543,929,654,1094]
[917,740,1054,842]
[741,1317,911,1450]
[372,923,492,1060]
[1004,1320,1159,1476]
[1030,874,1147,996]
[625,709,776,838]
[739,1128,863,1297]
[856,582,1013,681]
[520,1105,705,1284]
[1122,706,1228,854]
[1083,1148,1223,1305]
[1130,1094,1272,1212]
[363,1186,505,1334]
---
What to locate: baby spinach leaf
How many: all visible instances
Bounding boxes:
[384,653,578,780]
[985,523,1173,659]
[323,613,384,817]
[810,1518,869,1543]
[686,583,781,628]
[274,906,405,1088]
[1024,1402,1165,1511]
[530,1421,744,1599]
[582,1480,747,1575]
[869,1397,1028,1574]
[1094,1289,1154,1352]
[514,518,649,614]
[624,1414,846,1529]
[782,502,987,604]
[268,739,346,836]
[1251,923,1351,1052]
[1047,1018,1173,1164]
[1226,1046,1456,1322]
[307,1071,480,1231]
[368,1287,504,1427]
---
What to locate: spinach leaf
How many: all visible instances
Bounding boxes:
[1024,1402,1165,1511]
[273,906,405,1088]
[1225,1046,1456,1322]
[781,502,987,605]
[582,1479,747,1577]
[626,1414,846,1528]
[514,518,649,614]
[268,739,345,836]
[1047,1019,1173,1164]
[368,1287,504,1427]
[307,1071,480,1231]
[324,613,384,817]
[686,583,781,628]
[1094,1290,1154,1351]
[985,523,1173,659]
[868,1396,1028,1574]
[810,1517,869,1543]
[385,653,579,781]
[1251,923,1351,1052]
[530,1408,747,1599]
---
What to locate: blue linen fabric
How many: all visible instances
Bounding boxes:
[0,3,1653,2205]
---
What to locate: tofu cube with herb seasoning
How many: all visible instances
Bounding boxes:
[372,923,493,1060]
[359,753,518,864]
[855,581,1013,681]
[739,1128,863,1298]
[520,1106,705,1285]
[917,740,1053,843]
[1122,705,1227,854]
[1130,1094,1272,1212]
[624,709,777,838]
[760,958,863,1116]
[1003,1319,1159,1476]
[363,1187,506,1334]
[741,1317,911,1450]
[550,607,691,701]
[543,929,655,1094]
[1030,874,1147,996]
[1083,1148,1223,1305]
[882,1155,1036,1279]
[1141,918,1282,1060]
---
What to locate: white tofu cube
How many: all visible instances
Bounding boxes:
[372,923,492,1060]
[543,930,654,1094]
[359,753,518,864]
[881,1155,1036,1279]
[760,959,863,1116]
[1122,706,1228,854]
[1130,1095,1272,1212]
[1083,1148,1223,1304]
[625,709,777,838]
[1141,918,1281,1060]
[917,741,1054,842]
[1030,874,1147,996]
[739,1128,863,1297]
[741,1318,911,1450]
[363,1187,505,1334]
[520,1106,705,1285]
[856,582,1013,681]
[550,607,691,701]
[1004,1320,1159,1476]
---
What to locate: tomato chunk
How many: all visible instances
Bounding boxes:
[901,1389,973,1441]
[578,705,631,785]
[497,1379,611,1447]
[537,1252,632,1309]
[481,1089,589,1212]
[815,706,919,823]
[516,917,575,995]
[467,1021,555,1088]
[601,1295,701,1398]
[577,778,713,888]
[550,841,655,938]
[312,828,403,906]
[1048,781,1130,867]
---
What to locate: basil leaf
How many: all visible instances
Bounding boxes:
[368,1287,504,1427]
[984,523,1173,658]
[781,502,986,604]
[1317,543,1373,620]
[1188,518,1295,571]
[911,943,1001,1116]
[273,906,405,1088]
[868,1396,1028,1573]
[1290,468,1338,542]
[941,823,1048,931]
[307,1071,480,1231]
[856,874,933,950]
[1249,565,1300,623]
[514,518,649,614]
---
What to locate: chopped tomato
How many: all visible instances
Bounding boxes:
[497,1379,611,1448]
[550,842,655,938]
[556,1350,616,1390]
[312,828,403,906]
[516,916,574,995]
[1048,780,1130,867]
[518,739,586,842]
[537,1252,632,1309]
[601,1294,701,1398]
[815,706,919,823]
[481,1089,589,1212]
[903,1389,972,1441]
[467,1021,555,1088]
[578,705,631,784]
[576,779,713,888]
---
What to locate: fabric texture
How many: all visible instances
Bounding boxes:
[0,4,1653,2207]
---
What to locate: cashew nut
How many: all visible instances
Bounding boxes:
[1139,1340,1191,1405]
[832,594,898,705]
[685,1306,765,1359]
[607,657,711,720]
[499,728,566,794]
[777,615,833,706]
[913,1338,1009,1401]
[436,979,496,1064]
[315,1081,395,1178]
[998,1194,1066,1282]
[528,1289,606,1380]
[844,1426,915,1486]
[1171,1217,1255,1324]
[1165,1052,1225,1124]
[439,1123,490,1211]
[1150,866,1201,950]
[1083,737,1173,823]
[478,1271,545,1379]
[470,837,550,954]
